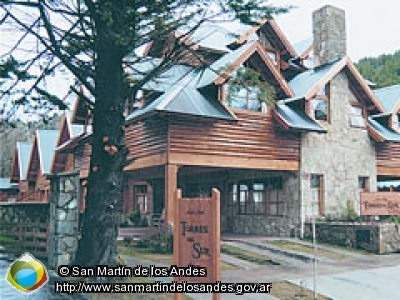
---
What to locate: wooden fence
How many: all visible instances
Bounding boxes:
[0,222,49,259]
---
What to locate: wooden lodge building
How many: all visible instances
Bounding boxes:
[2,5,400,236]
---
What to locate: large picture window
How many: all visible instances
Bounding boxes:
[225,66,275,112]
[228,86,262,111]
[229,177,284,215]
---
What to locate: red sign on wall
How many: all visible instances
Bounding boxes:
[174,188,220,299]
[360,192,400,215]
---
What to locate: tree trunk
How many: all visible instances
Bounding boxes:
[74,6,126,266]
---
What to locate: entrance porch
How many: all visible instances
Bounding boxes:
[123,166,301,237]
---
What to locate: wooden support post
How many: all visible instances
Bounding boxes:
[165,164,178,224]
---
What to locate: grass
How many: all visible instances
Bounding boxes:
[269,240,348,260]
[0,235,14,241]
[221,244,280,265]
[117,243,240,271]
[300,238,374,256]
[270,281,331,300]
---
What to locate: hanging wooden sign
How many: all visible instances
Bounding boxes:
[174,188,220,300]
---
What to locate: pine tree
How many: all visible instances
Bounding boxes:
[0,0,289,266]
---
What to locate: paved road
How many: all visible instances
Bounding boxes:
[290,265,400,300]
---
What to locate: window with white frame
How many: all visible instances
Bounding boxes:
[310,84,330,122]
[349,105,365,127]
[392,113,400,130]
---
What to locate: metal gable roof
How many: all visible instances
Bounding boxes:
[129,58,195,93]
[374,84,400,113]
[0,178,18,190]
[275,103,326,132]
[126,70,236,123]
[36,130,59,174]
[180,21,256,53]
[196,42,256,89]
[17,142,32,180]
[293,38,312,57]
[288,58,340,97]
[369,117,400,142]
[71,124,85,137]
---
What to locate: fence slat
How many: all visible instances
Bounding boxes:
[0,222,49,259]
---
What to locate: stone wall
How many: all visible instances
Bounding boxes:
[300,71,378,225]
[0,203,49,223]
[48,171,80,268]
[304,222,400,254]
[228,172,301,237]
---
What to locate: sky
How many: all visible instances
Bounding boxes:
[269,0,400,61]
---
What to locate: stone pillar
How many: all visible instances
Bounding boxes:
[48,171,80,268]
[313,5,346,66]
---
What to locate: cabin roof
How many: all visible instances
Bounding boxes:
[275,103,326,132]
[17,142,33,180]
[35,130,59,175]
[71,124,85,137]
[368,116,400,142]
[288,58,340,97]
[129,59,194,93]
[293,38,313,58]
[0,178,18,190]
[196,42,255,88]
[183,22,256,53]
[126,70,236,123]
[287,56,385,112]
[374,84,400,113]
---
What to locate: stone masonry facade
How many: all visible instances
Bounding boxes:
[300,5,377,228]
[48,171,80,268]
[300,72,378,223]
[228,172,301,237]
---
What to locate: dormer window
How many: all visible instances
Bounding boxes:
[392,113,400,131]
[226,66,275,112]
[310,98,328,121]
[349,105,366,128]
[227,85,263,111]
[310,83,330,122]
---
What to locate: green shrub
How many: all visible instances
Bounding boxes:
[137,231,173,254]
[129,210,141,225]
[390,216,400,223]
[343,200,358,221]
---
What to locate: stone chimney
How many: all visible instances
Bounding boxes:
[313,5,346,66]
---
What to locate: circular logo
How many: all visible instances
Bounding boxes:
[5,252,49,294]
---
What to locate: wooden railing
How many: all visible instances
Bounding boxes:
[0,222,49,259]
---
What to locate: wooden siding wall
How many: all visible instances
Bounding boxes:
[74,143,92,178]
[125,118,168,161]
[376,142,400,176]
[0,191,12,202]
[168,111,300,165]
